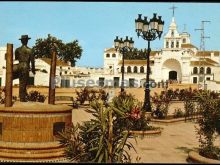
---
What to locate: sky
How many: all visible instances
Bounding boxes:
[0,2,220,67]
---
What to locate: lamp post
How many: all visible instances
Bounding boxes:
[114,36,134,92]
[135,13,164,112]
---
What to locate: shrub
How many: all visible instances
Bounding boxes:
[72,99,79,109]
[112,91,152,131]
[75,87,90,105]
[26,90,46,103]
[196,91,220,160]
[151,91,171,119]
[75,87,109,105]
[173,108,184,118]
[166,89,176,100]
[0,88,5,104]
[0,88,17,104]
[184,100,196,120]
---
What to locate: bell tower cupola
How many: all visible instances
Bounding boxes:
[163,5,181,50]
[163,5,191,50]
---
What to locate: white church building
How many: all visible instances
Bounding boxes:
[103,16,220,90]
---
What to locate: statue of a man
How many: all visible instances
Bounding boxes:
[13,35,35,102]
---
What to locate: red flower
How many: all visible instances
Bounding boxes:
[129,106,141,120]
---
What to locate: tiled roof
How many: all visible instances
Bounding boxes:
[205,58,219,64]
[39,58,70,66]
[149,51,160,56]
[190,58,218,66]
[181,43,198,49]
[118,60,154,65]
[190,61,214,66]
[196,51,220,56]
[105,48,117,53]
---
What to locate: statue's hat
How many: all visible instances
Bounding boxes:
[19,35,31,40]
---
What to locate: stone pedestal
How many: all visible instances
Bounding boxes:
[0,102,72,162]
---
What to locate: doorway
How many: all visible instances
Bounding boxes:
[169,71,177,80]
[129,78,135,87]
[99,77,105,87]
[113,77,120,87]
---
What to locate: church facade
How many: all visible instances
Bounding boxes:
[103,16,220,88]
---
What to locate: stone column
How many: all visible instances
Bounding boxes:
[5,44,13,107]
[48,51,57,105]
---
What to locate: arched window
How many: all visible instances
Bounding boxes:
[140,66,144,73]
[206,67,211,74]
[171,41,174,48]
[183,38,186,43]
[200,67,204,74]
[166,41,169,48]
[106,54,110,58]
[171,30,174,37]
[176,41,179,48]
[112,54,116,58]
[121,66,124,73]
[149,68,152,74]
[127,66,131,73]
[193,67,198,74]
[134,66,138,73]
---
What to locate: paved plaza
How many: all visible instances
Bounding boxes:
[72,108,220,163]
[127,122,200,163]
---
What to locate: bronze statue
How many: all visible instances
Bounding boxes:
[13,35,35,102]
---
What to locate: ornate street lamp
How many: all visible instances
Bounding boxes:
[114,36,134,92]
[135,13,164,112]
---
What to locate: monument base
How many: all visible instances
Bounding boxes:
[0,102,72,162]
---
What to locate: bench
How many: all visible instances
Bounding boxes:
[55,96,74,106]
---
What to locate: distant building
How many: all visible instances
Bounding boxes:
[1,15,220,92]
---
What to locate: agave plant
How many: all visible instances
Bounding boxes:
[57,99,136,163]
[57,123,85,162]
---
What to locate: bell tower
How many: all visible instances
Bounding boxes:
[163,16,181,50]
[163,5,191,50]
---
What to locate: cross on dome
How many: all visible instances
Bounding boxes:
[169,5,177,17]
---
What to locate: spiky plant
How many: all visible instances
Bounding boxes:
[57,99,136,163]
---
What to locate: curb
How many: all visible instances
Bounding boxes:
[188,151,220,164]
[149,116,202,125]
[124,129,162,137]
